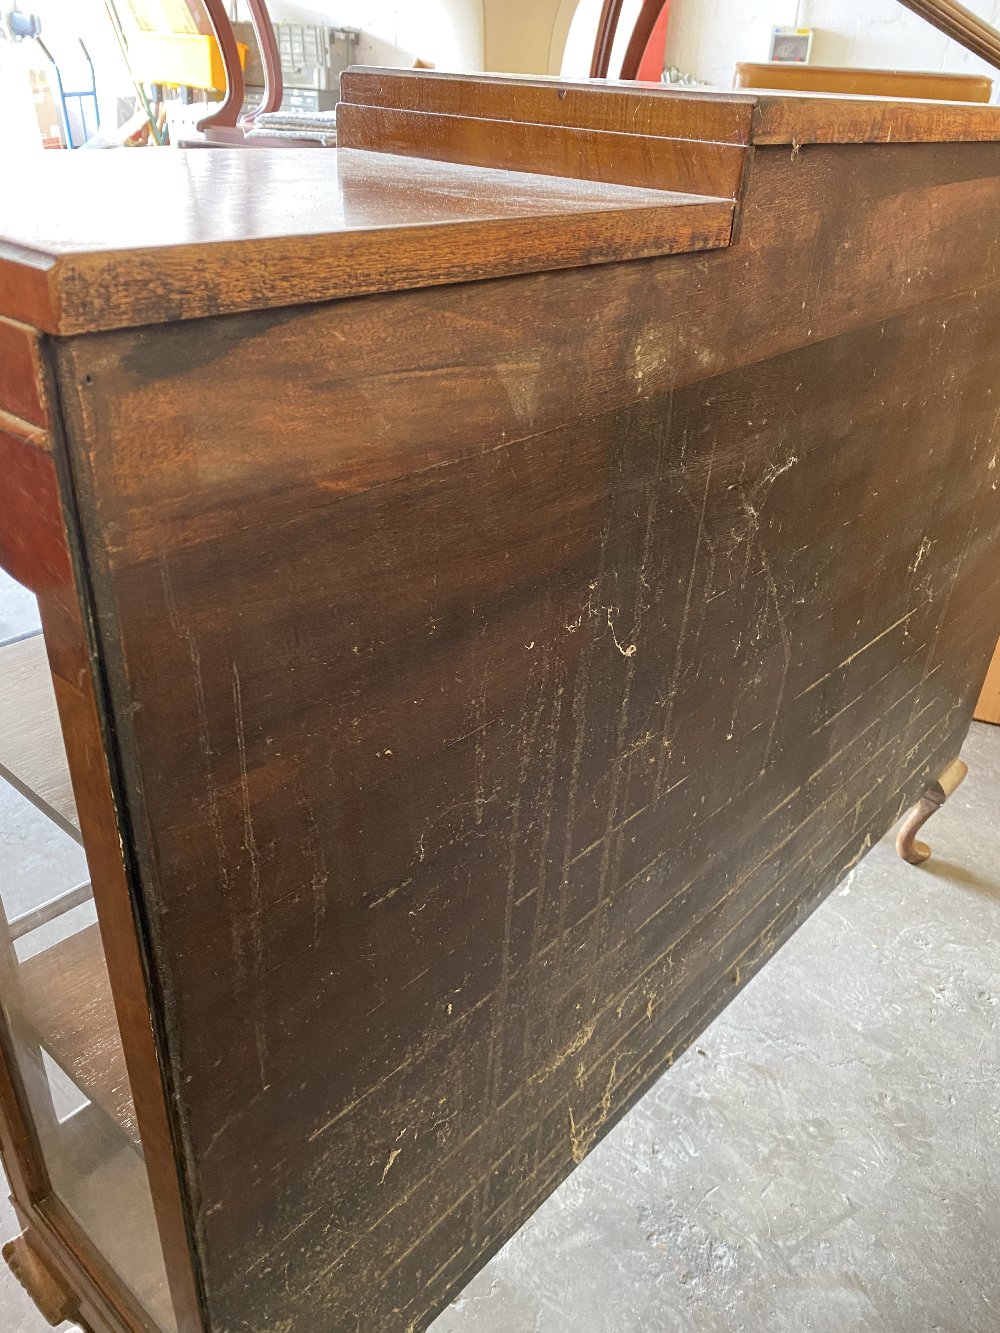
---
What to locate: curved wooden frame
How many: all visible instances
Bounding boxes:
[240,0,283,124]
[196,0,244,130]
[896,0,1000,71]
[592,0,1000,83]
[197,0,283,132]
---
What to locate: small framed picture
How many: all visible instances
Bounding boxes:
[769,27,814,64]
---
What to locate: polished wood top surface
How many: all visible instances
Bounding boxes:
[341,67,757,144]
[345,66,1000,147]
[0,146,733,334]
[734,62,993,104]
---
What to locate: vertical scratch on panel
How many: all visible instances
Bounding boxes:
[758,545,792,774]
[233,660,267,1090]
[302,795,328,947]
[161,555,233,922]
[657,438,715,795]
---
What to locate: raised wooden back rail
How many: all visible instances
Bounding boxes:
[897,0,1000,70]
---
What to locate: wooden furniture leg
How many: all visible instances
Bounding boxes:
[2,1230,79,1327]
[896,757,969,864]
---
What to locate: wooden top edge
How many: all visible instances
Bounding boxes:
[340,67,757,146]
[0,148,732,334]
[342,67,1000,146]
[342,66,758,106]
[751,86,1000,143]
[735,62,992,86]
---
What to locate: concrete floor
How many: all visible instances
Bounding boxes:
[1,570,998,1331]
[433,721,1000,1333]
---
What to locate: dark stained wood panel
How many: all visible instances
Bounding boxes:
[51,131,1000,1333]
[0,148,733,335]
[0,632,79,838]
[52,144,1000,570]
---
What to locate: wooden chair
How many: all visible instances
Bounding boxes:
[592,0,1000,83]
[179,0,323,148]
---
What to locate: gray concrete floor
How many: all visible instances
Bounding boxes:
[1,567,998,1331]
[433,721,1000,1333]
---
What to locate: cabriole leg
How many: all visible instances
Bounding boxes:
[896,757,969,865]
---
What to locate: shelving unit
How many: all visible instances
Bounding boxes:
[13,925,138,1149]
[0,632,80,840]
[0,629,136,1143]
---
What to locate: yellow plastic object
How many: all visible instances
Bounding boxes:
[127,32,248,92]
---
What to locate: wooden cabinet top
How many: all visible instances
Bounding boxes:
[3,68,1000,337]
[0,147,734,335]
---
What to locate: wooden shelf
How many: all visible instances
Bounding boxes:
[0,632,80,841]
[14,924,139,1149]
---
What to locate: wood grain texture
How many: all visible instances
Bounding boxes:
[0,319,47,427]
[339,66,1000,147]
[0,427,71,596]
[335,103,747,198]
[0,396,204,1324]
[0,632,79,837]
[50,139,1000,1331]
[734,62,993,103]
[33,575,205,1332]
[339,67,757,144]
[751,88,1000,144]
[0,149,733,335]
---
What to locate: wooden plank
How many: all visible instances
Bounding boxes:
[0,319,47,428]
[335,104,747,198]
[752,88,1000,144]
[0,633,79,838]
[12,925,138,1149]
[338,66,1000,147]
[734,62,993,103]
[51,136,1000,1331]
[974,636,1000,722]
[0,148,733,335]
[52,144,1000,567]
[0,426,71,598]
[339,67,757,144]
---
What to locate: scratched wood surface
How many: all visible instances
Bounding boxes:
[0,149,732,336]
[335,103,748,198]
[340,65,1000,145]
[45,132,1000,1332]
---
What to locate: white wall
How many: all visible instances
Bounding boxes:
[0,0,132,147]
[268,0,484,71]
[664,0,1000,89]
[559,0,643,76]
